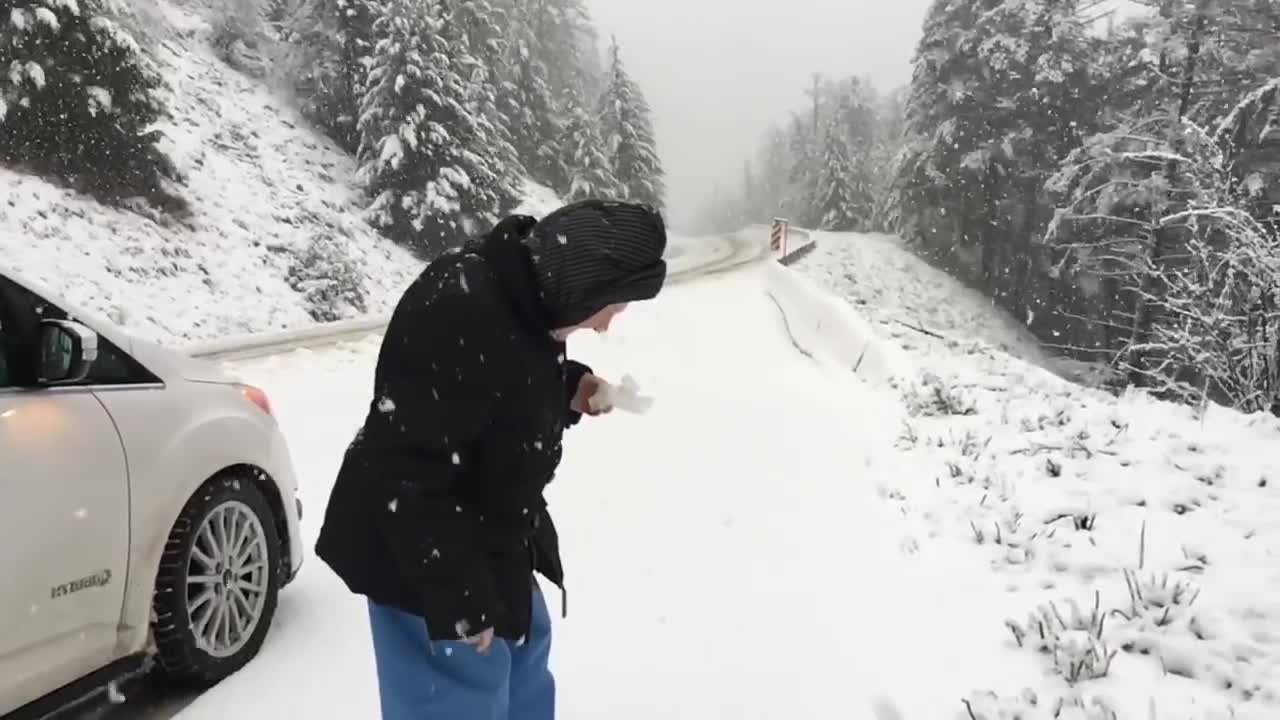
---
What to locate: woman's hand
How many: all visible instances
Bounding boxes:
[570,373,613,416]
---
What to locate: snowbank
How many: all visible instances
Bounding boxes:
[761,259,908,385]
[795,231,1060,374]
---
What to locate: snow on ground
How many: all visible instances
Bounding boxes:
[168,263,1031,719]
[796,232,1280,718]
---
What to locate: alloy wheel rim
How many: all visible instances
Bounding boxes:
[184,500,270,658]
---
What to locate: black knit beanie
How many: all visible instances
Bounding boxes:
[521,199,668,329]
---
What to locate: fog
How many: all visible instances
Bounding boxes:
[584,0,934,230]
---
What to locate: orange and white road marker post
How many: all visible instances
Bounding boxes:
[769,217,789,257]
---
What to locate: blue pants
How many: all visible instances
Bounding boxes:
[367,589,555,720]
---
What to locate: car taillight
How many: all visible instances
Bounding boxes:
[238,384,274,417]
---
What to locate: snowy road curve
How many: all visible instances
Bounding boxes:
[186,231,769,363]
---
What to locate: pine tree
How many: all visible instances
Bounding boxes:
[786,114,820,226]
[813,117,865,231]
[0,0,176,200]
[500,1,565,190]
[1126,0,1280,123]
[559,86,619,201]
[892,0,1097,308]
[598,37,664,208]
[286,0,379,153]
[442,0,523,211]
[356,0,517,255]
[523,0,595,101]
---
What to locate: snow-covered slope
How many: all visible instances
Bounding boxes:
[795,231,1060,371]
[792,231,1280,718]
[0,0,565,347]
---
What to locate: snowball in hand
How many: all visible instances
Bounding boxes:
[588,374,654,414]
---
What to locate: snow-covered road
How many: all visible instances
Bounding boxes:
[167,263,1016,719]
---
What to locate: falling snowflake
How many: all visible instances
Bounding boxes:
[388,498,399,512]
[378,396,397,413]
[451,452,461,465]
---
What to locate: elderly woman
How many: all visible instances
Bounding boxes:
[316,199,668,720]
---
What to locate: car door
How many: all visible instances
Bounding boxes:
[0,275,131,714]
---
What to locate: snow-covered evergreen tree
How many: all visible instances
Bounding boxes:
[0,0,176,200]
[522,0,595,103]
[500,0,566,191]
[284,0,380,153]
[1046,98,1280,409]
[559,85,619,201]
[598,37,664,208]
[813,115,871,231]
[356,0,518,255]
[1124,0,1280,123]
[442,0,523,211]
[892,0,1098,306]
[786,114,821,226]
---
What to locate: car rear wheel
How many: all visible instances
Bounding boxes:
[151,473,282,685]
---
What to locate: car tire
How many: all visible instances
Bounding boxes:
[151,473,282,686]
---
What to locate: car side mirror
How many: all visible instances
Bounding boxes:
[38,319,99,385]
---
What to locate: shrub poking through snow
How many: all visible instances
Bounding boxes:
[901,371,978,417]
[210,0,268,78]
[286,232,367,322]
[1006,592,1116,685]
[1117,570,1201,627]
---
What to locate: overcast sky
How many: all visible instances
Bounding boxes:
[583,0,934,230]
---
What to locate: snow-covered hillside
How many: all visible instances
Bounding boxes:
[796,231,1280,718]
[0,0,561,347]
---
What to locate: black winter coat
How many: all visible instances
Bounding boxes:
[316,201,667,642]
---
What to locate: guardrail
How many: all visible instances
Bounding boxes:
[186,315,390,362]
[778,237,817,266]
[188,226,819,362]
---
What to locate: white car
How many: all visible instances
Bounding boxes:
[0,267,304,718]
